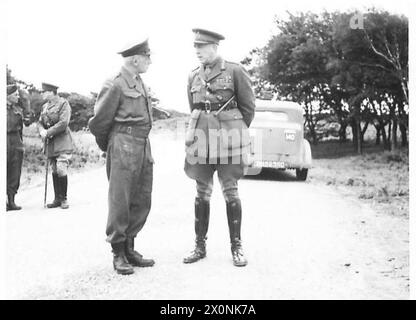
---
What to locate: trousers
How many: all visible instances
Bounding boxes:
[105,132,154,243]
[50,153,72,177]
[7,133,24,195]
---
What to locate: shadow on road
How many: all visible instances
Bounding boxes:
[243,168,299,182]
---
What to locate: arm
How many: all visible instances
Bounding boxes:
[187,73,194,112]
[88,80,121,151]
[37,104,46,134]
[233,65,256,127]
[18,88,32,126]
[45,100,71,138]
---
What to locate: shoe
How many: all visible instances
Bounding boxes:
[125,238,155,267]
[183,198,210,264]
[111,242,134,275]
[226,199,248,267]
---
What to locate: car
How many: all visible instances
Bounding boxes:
[245,99,312,180]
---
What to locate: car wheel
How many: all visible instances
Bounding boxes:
[296,168,308,181]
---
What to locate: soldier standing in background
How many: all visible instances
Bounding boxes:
[6,84,31,211]
[38,83,74,210]
[183,29,256,267]
[88,38,155,275]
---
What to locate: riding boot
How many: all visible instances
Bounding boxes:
[47,173,61,208]
[7,194,22,211]
[183,197,210,263]
[125,237,155,267]
[226,199,248,267]
[59,175,69,209]
[111,242,134,275]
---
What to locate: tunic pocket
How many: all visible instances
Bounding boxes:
[217,109,249,150]
[113,134,143,171]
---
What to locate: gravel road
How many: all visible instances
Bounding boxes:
[3,132,409,299]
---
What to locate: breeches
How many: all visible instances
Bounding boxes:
[189,162,244,202]
[50,153,72,177]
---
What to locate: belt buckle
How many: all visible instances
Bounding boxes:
[127,126,132,134]
[204,101,211,114]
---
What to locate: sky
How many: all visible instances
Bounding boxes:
[4,0,412,112]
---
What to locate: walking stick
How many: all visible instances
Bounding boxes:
[44,139,49,208]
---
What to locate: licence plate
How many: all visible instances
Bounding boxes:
[253,160,285,169]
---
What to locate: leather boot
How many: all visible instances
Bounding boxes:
[59,176,69,209]
[47,173,61,208]
[111,242,134,275]
[226,199,247,267]
[7,194,22,211]
[183,198,210,264]
[125,237,155,267]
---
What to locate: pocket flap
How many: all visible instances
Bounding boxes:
[217,108,243,121]
[123,89,142,98]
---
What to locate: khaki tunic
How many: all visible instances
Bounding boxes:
[7,103,25,195]
[38,97,74,158]
[88,67,154,244]
[185,57,256,184]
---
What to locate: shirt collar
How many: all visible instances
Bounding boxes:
[203,56,221,69]
[121,66,141,88]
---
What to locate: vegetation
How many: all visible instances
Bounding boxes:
[309,141,408,218]
[7,66,177,132]
[242,9,408,153]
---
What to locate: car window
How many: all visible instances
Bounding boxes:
[251,111,289,127]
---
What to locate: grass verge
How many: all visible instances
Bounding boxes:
[309,141,409,218]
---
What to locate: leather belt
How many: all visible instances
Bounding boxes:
[112,123,150,138]
[193,100,237,113]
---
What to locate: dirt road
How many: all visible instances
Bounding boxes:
[3,132,409,299]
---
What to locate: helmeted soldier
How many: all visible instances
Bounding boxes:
[37,82,74,209]
[6,84,31,211]
[183,28,256,267]
[88,37,155,275]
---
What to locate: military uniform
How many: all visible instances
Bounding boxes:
[6,85,30,211]
[88,38,155,275]
[38,83,74,209]
[184,29,256,267]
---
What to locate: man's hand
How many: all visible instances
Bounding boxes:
[39,128,47,140]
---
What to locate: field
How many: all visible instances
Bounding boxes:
[309,141,409,218]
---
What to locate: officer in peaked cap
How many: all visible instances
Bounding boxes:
[41,82,59,94]
[89,37,155,275]
[118,38,151,57]
[192,28,225,44]
[38,82,74,210]
[183,28,256,267]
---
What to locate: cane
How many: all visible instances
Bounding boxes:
[43,139,49,208]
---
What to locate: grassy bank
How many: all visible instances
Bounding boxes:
[20,125,105,190]
[309,141,409,218]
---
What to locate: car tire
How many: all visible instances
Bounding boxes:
[296,168,308,181]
